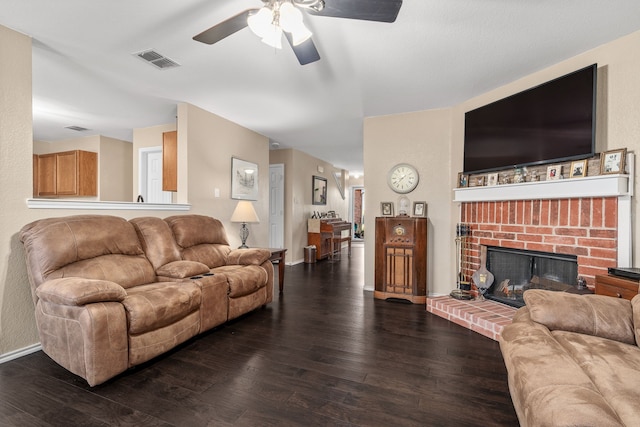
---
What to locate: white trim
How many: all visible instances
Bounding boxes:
[618,195,632,267]
[0,343,42,364]
[27,199,191,211]
[453,174,629,202]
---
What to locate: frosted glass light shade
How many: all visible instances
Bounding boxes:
[248,7,273,39]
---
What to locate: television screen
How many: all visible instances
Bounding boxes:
[463,64,597,174]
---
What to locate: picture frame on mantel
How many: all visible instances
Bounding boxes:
[231,157,258,200]
[546,165,561,181]
[600,148,626,174]
[570,160,587,178]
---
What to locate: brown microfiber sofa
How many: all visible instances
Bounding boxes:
[499,289,640,426]
[19,214,273,386]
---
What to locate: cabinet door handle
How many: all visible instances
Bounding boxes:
[616,292,622,298]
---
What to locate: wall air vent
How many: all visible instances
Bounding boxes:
[65,125,90,132]
[133,49,180,70]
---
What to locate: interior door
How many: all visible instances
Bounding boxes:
[142,149,171,203]
[269,164,285,249]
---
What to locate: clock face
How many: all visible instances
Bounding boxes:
[388,163,419,194]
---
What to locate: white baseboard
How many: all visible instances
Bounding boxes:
[0,343,42,364]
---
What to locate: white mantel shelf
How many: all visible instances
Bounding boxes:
[453,174,630,203]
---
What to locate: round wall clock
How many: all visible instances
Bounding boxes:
[387,163,419,194]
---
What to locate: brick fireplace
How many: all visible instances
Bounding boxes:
[460,196,618,288]
[425,171,633,341]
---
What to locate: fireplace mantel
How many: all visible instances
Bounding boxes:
[453,174,630,203]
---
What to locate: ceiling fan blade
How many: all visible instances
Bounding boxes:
[285,34,321,65]
[193,9,258,45]
[308,0,403,23]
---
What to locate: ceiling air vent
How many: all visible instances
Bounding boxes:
[133,49,180,70]
[65,125,90,132]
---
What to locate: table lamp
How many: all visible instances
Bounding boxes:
[230,201,260,248]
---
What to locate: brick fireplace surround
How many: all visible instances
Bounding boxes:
[427,171,633,340]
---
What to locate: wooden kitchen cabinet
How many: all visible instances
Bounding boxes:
[162,130,177,192]
[34,150,97,197]
[374,216,428,304]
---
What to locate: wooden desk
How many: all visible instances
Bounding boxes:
[266,248,287,293]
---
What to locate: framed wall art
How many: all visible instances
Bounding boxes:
[600,148,626,174]
[312,175,327,205]
[381,202,394,216]
[457,172,468,188]
[231,157,259,200]
[546,165,561,181]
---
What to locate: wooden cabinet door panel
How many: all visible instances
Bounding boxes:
[163,131,177,192]
[37,153,57,196]
[55,151,78,195]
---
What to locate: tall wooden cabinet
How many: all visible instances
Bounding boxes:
[34,150,97,197]
[374,216,428,304]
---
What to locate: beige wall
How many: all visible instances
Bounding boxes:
[270,148,349,264]
[34,135,133,201]
[364,29,640,297]
[363,109,454,293]
[177,103,270,248]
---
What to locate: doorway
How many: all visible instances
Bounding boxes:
[351,186,365,240]
[269,164,285,248]
[139,147,172,203]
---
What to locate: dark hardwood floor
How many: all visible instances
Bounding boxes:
[0,243,518,426]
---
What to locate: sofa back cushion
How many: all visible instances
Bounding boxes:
[20,215,156,301]
[130,217,182,270]
[633,294,640,346]
[164,215,231,268]
[524,289,636,345]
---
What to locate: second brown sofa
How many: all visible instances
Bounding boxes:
[20,214,273,386]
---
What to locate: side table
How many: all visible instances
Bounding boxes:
[266,248,287,293]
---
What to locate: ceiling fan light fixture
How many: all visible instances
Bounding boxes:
[261,25,283,49]
[289,22,312,45]
[248,7,274,39]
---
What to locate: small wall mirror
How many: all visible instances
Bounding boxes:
[312,175,327,205]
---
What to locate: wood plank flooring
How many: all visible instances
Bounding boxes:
[0,243,518,426]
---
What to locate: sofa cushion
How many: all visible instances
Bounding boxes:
[633,294,640,346]
[228,248,271,266]
[36,277,126,306]
[213,265,268,298]
[123,282,201,334]
[181,244,232,269]
[524,289,635,345]
[500,312,625,426]
[165,215,230,248]
[156,261,210,279]
[130,217,182,270]
[553,330,640,427]
[20,215,151,291]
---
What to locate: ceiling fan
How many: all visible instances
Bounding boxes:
[193,0,403,65]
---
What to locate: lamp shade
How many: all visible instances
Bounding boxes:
[230,201,260,223]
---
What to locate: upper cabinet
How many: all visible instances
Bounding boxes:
[34,150,97,197]
[162,130,177,192]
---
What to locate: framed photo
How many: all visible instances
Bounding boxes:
[570,160,587,178]
[546,165,561,181]
[600,148,626,174]
[413,201,427,217]
[487,173,499,186]
[457,172,468,188]
[231,157,258,200]
[474,176,485,187]
[381,202,394,216]
[312,175,327,205]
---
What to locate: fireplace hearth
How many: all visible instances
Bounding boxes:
[485,246,585,308]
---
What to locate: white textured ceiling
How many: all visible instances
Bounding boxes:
[2,1,640,175]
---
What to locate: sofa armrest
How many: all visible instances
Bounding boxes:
[524,289,635,345]
[156,260,210,279]
[36,277,126,306]
[228,248,271,266]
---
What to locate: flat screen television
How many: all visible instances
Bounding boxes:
[463,64,597,174]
